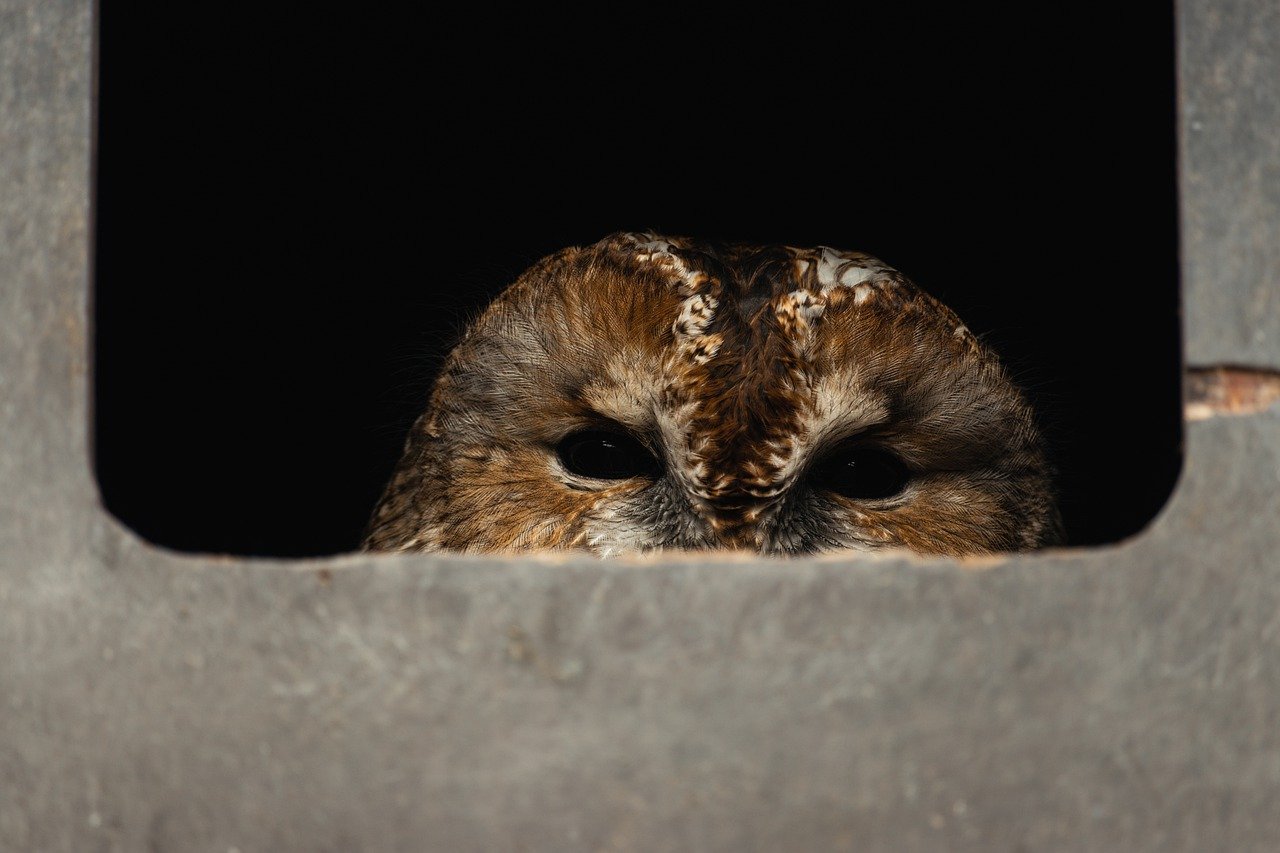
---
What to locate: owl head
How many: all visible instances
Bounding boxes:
[364,232,1062,556]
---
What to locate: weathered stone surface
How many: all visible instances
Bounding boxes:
[3,413,1276,851]
[1180,0,1280,368]
[2,1,1279,851]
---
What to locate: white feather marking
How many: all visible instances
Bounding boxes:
[812,246,892,295]
[625,233,701,291]
[674,294,717,339]
[785,288,826,323]
[840,265,876,287]
[814,247,844,289]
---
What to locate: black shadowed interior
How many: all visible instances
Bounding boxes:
[94,6,1180,556]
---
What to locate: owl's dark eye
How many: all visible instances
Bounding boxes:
[556,430,660,480]
[813,446,910,500]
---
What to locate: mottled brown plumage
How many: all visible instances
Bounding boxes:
[364,232,1062,556]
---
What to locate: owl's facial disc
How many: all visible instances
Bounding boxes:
[362,232,1064,557]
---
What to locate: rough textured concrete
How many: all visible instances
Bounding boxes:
[1181,0,1280,366]
[2,1,1279,851]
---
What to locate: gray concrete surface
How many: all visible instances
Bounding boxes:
[2,0,1279,850]
[1181,0,1280,365]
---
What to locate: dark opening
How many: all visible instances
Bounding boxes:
[94,6,1181,556]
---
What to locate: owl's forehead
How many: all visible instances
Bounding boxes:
[613,232,900,311]
[575,231,975,359]
[548,232,984,434]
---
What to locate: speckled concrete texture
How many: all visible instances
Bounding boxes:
[1181,0,1280,365]
[2,1,1279,850]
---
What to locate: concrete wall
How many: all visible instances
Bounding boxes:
[2,1,1278,849]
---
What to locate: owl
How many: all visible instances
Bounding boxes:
[364,232,1062,557]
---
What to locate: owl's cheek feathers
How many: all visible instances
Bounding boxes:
[424,450,651,552]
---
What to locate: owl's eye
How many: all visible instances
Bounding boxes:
[813,446,910,500]
[556,430,660,481]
